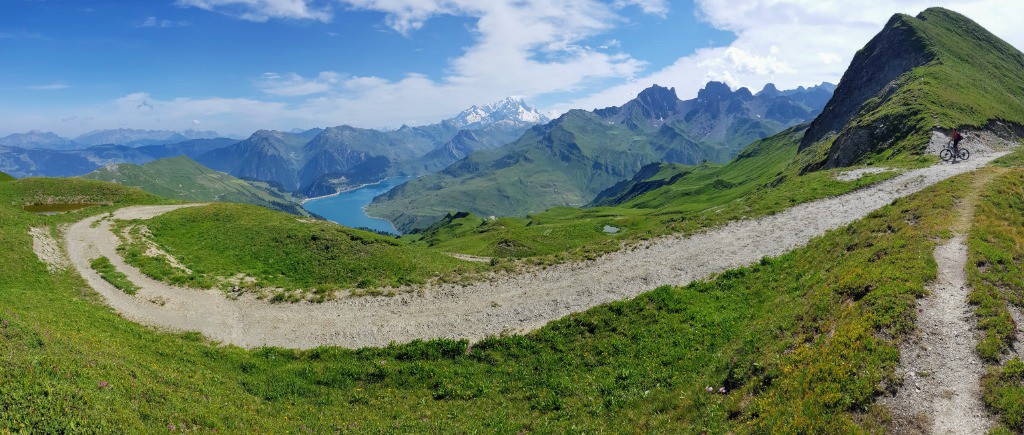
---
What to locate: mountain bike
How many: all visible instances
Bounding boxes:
[939,140,969,162]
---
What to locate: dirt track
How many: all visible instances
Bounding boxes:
[885,169,999,434]
[65,152,1004,349]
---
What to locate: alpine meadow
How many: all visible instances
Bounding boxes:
[2,2,1024,433]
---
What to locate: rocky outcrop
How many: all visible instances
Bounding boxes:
[800,13,934,154]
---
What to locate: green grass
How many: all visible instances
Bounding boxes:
[82,156,308,216]
[0,164,976,432]
[409,127,901,263]
[121,202,489,299]
[89,256,139,295]
[966,154,1024,431]
[0,171,13,182]
[115,224,219,290]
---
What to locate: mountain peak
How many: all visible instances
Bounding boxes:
[759,83,780,97]
[801,7,1024,169]
[697,81,734,101]
[636,84,677,102]
[446,97,550,129]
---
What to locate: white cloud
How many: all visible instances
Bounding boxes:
[612,0,669,17]
[7,1,1024,137]
[27,0,657,135]
[138,16,190,28]
[174,0,333,22]
[554,0,1024,113]
[26,83,70,91]
[257,71,341,96]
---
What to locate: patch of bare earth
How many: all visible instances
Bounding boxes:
[30,226,69,272]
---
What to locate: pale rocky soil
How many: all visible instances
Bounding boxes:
[63,150,1006,350]
[833,167,895,181]
[30,226,69,272]
[884,169,1000,434]
[446,253,492,263]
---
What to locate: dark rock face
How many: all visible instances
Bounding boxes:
[197,130,303,191]
[799,14,934,154]
[589,162,688,207]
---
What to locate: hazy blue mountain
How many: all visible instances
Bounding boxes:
[197,130,308,191]
[0,146,98,178]
[73,128,220,147]
[0,131,76,150]
[200,98,549,197]
[0,137,238,178]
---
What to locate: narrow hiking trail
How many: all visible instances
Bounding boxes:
[886,169,1002,434]
[64,153,1004,349]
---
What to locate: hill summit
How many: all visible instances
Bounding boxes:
[802,7,1024,168]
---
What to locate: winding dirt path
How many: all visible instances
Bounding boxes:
[65,153,1004,349]
[886,169,1000,434]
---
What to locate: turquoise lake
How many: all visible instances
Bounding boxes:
[301,177,412,234]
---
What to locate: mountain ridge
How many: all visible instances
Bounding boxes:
[369,81,833,231]
[198,97,549,197]
[82,156,307,215]
[801,7,1024,169]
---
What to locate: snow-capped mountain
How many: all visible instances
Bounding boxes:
[446,96,550,130]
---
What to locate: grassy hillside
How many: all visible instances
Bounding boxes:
[0,166,989,432]
[0,171,12,182]
[82,156,308,215]
[409,127,901,261]
[122,203,487,299]
[964,150,1024,431]
[802,7,1024,168]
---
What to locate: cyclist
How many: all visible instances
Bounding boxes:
[951,128,964,160]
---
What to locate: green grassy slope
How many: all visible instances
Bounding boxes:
[82,156,308,215]
[410,127,899,261]
[965,150,1024,431]
[0,171,13,182]
[0,167,981,432]
[126,203,487,299]
[803,7,1024,168]
[589,162,692,207]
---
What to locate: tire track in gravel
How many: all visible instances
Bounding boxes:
[65,152,1005,349]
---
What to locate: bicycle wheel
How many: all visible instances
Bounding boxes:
[940,148,954,162]
[958,148,970,161]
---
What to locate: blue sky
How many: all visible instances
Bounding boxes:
[1,0,1021,137]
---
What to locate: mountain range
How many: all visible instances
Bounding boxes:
[368,81,835,232]
[0,128,224,150]
[0,98,549,191]
[195,97,551,196]
[0,138,239,178]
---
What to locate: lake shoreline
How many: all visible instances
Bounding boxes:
[301,176,412,235]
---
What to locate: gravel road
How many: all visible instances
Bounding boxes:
[65,152,1004,349]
